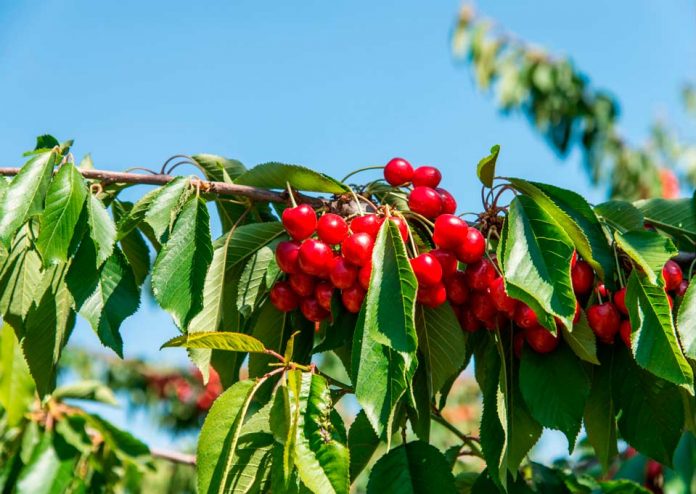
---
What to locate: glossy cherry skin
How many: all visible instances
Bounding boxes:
[433,214,468,250]
[525,325,559,353]
[298,239,333,276]
[464,259,496,292]
[342,285,366,313]
[595,283,609,298]
[288,272,316,297]
[455,228,485,264]
[663,260,683,291]
[587,302,621,344]
[384,157,414,186]
[275,241,301,274]
[317,213,348,245]
[417,283,447,308]
[571,250,578,268]
[270,281,300,312]
[281,204,317,241]
[341,233,374,266]
[329,256,358,289]
[412,166,442,188]
[514,304,538,329]
[388,216,409,241]
[471,291,497,327]
[571,260,594,295]
[614,287,628,316]
[408,186,443,218]
[676,280,690,297]
[513,332,525,358]
[489,277,518,317]
[430,249,458,279]
[315,281,334,311]
[358,263,372,290]
[350,214,382,237]
[458,305,482,333]
[619,319,632,348]
[300,297,330,322]
[410,253,443,287]
[445,271,469,305]
[437,188,457,215]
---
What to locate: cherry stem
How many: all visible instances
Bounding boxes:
[612,242,626,287]
[263,348,286,363]
[430,412,483,458]
[341,165,385,183]
[285,182,298,208]
[346,185,364,216]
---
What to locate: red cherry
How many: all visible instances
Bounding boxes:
[595,283,609,298]
[513,332,525,358]
[275,241,300,274]
[436,188,457,214]
[430,249,458,279]
[300,298,330,322]
[619,319,631,348]
[408,186,442,218]
[587,303,621,344]
[329,257,358,289]
[315,281,334,311]
[342,285,366,313]
[289,272,316,297]
[410,253,443,287]
[433,214,468,250]
[270,281,299,312]
[298,239,333,276]
[471,291,497,326]
[417,283,447,308]
[341,233,374,266]
[663,260,683,291]
[458,305,481,333]
[614,287,628,316]
[445,271,469,305]
[571,260,594,295]
[350,214,382,237]
[489,277,517,317]
[525,325,559,353]
[571,251,578,268]
[384,158,414,186]
[358,263,372,290]
[388,216,409,241]
[514,304,538,329]
[464,259,496,292]
[412,166,442,188]
[676,280,690,297]
[281,204,316,241]
[455,228,485,264]
[317,213,348,245]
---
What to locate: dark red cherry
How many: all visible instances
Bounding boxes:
[587,302,621,344]
[270,281,299,312]
[358,263,372,290]
[620,319,632,348]
[315,281,334,311]
[329,256,358,289]
[289,272,316,297]
[417,283,447,308]
[342,285,366,313]
[436,188,457,215]
[300,297,330,322]
[514,304,538,330]
[513,332,525,358]
[341,233,374,266]
[663,260,683,292]
[412,166,442,188]
[614,287,628,316]
[384,158,414,186]
[525,325,559,353]
[455,228,485,264]
[571,260,594,295]
[458,305,481,333]
[430,249,458,279]
[464,259,496,292]
[410,253,443,287]
[317,213,348,245]
[408,186,442,218]
[676,279,690,297]
[445,270,469,305]
[471,291,497,327]
[433,214,468,250]
[489,277,518,317]
[281,204,317,241]
[275,241,300,274]
[298,239,333,276]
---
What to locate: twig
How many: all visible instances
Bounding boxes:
[430,411,482,458]
[150,447,196,466]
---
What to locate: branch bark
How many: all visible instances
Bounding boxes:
[150,447,197,466]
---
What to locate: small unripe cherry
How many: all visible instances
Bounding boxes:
[417,283,447,308]
[489,277,518,317]
[663,260,683,291]
[270,281,299,312]
[436,188,457,214]
[471,291,497,326]
[456,228,485,264]
[358,263,372,290]
[275,241,301,274]
[408,186,442,218]
[315,281,334,311]
[388,216,409,241]
[410,253,443,287]
[676,279,690,297]
[341,233,374,266]
[350,214,382,237]
[412,166,442,188]
[317,213,348,245]
[342,285,366,313]
[384,157,414,186]
[445,270,469,305]
[430,249,458,279]
[614,287,628,316]
[525,325,559,353]
[298,239,333,276]
[587,302,621,344]
[619,319,632,348]
[514,304,538,329]
[300,297,330,322]
[458,305,481,333]
[288,272,316,297]
[281,204,317,241]
[433,214,468,250]
[329,256,358,289]
[464,258,496,292]
[571,260,594,295]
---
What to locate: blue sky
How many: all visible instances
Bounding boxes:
[1,0,694,454]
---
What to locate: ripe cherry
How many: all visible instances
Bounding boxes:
[270,281,299,312]
[571,250,578,268]
[433,214,468,250]
[388,216,409,241]
[275,241,301,274]
[300,297,330,322]
[384,157,414,186]
[417,283,447,308]
[445,270,469,305]
[458,305,481,333]
[513,332,525,358]
[614,287,628,316]
[281,204,317,241]
[315,281,334,311]
[298,239,333,276]
[329,257,358,289]
[619,319,632,348]
[525,325,559,353]
[464,258,496,292]
[437,188,457,215]
[430,249,458,279]
[289,272,316,297]
[662,260,683,291]
[317,213,348,245]
[341,233,374,266]
[571,260,594,295]
[350,214,382,238]
[412,166,442,188]
[676,279,690,297]
[358,263,372,290]
[455,228,485,264]
[342,285,366,313]
[471,292,497,326]
[410,253,443,287]
[489,277,517,317]
[595,283,609,298]
[408,186,443,218]
[514,304,538,329]
[587,302,620,344]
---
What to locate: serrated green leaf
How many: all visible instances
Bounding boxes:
[583,348,618,472]
[625,271,693,392]
[677,280,696,359]
[561,310,599,365]
[0,225,42,328]
[615,230,678,285]
[115,188,162,240]
[0,322,35,426]
[145,177,192,240]
[162,331,267,352]
[15,432,78,494]
[636,197,696,242]
[477,145,499,188]
[237,246,275,318]
[53,380,118,406]
[112,201,151,286]
[594,200,645,232]
[193,154,246,183]
[348,410,380,481]
[213,222,286,272]
[235,162,348,193]
[86,194,116,267]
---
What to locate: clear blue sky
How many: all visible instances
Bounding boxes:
[1,0,694,454]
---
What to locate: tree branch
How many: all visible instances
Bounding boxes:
[150,447,196,466]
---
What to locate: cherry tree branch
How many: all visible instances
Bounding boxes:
[150,447,197,466]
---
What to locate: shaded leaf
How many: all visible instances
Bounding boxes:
[561,309,599,365]
[477,145,499,188]
[594,200,644,232]
[237,246,275,318]
[86,194,116,267]
[348,410,380,481]
[584,348,618,471]
[615,230,678,285]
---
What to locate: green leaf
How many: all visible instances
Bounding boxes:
[145,177,192,240]
[625,271,693,392]
[561,309,599,365]
[506,377,542,477]
[599,480,652,494]
[15,432,78,494]
[235,162,348,193]
[503,195,576,330]
[36,163,87,266]
[594,200,645,232]
[0,322,35,426]
[193,154,246,183]
[214,222,286,272]
[33,134,60,151]
[115,188,162,240]
[476,145,499,188]
[112,201,151,286]
[615,230,678,285]
[237,246,276,318]
[677,280,696,359]
[0,150,59,246]
[519,343,590,448]
[583,349,618,471]
[249,301,290,378]
[0,226,43,325]
[348,410,380,481]
[162,331,267,353]
[152,196,213,328]
[636,197,696,242]
[53,380,118,406]
[366,441,456,494]
[84,413,150,464]
[86,194,116,267]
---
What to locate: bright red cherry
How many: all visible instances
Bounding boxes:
[281,204,316,241]
[571,260,594,295]
[464,259,496,292]
[388,216,409,241]
[315,281,334,311]
[663,260,683,291]
[433,214,468,250]
[489,277,517,317]
[436,188,457,215]
[514,304,538,329]
[317,213,348,245]
[595,283,609,298]
[471,292,497,326]
[587,302,621,344]
[458,305,481,333]
[417,283,447,308]
[412,166,442,188]
[384,158,414,186]
[341,233,374,267]
[410,253,443,287]
[329,257,358,289]
[298,239,333,276]
[289,272,316,297]
[342,285,366,313]
[455,228,485,264]
[525,325,559,353]
[619,319,632,348]
[614,287,628,316]
[300,298,330,322]
[430,249,458,279]
[275,241,300,274]
[445,270,469,305]
[358,263,372,290]
[269,281,299,312]
[513,332,525,358]
[350,214,382,237]
[676,280,690,297]
[408,186,442,218]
